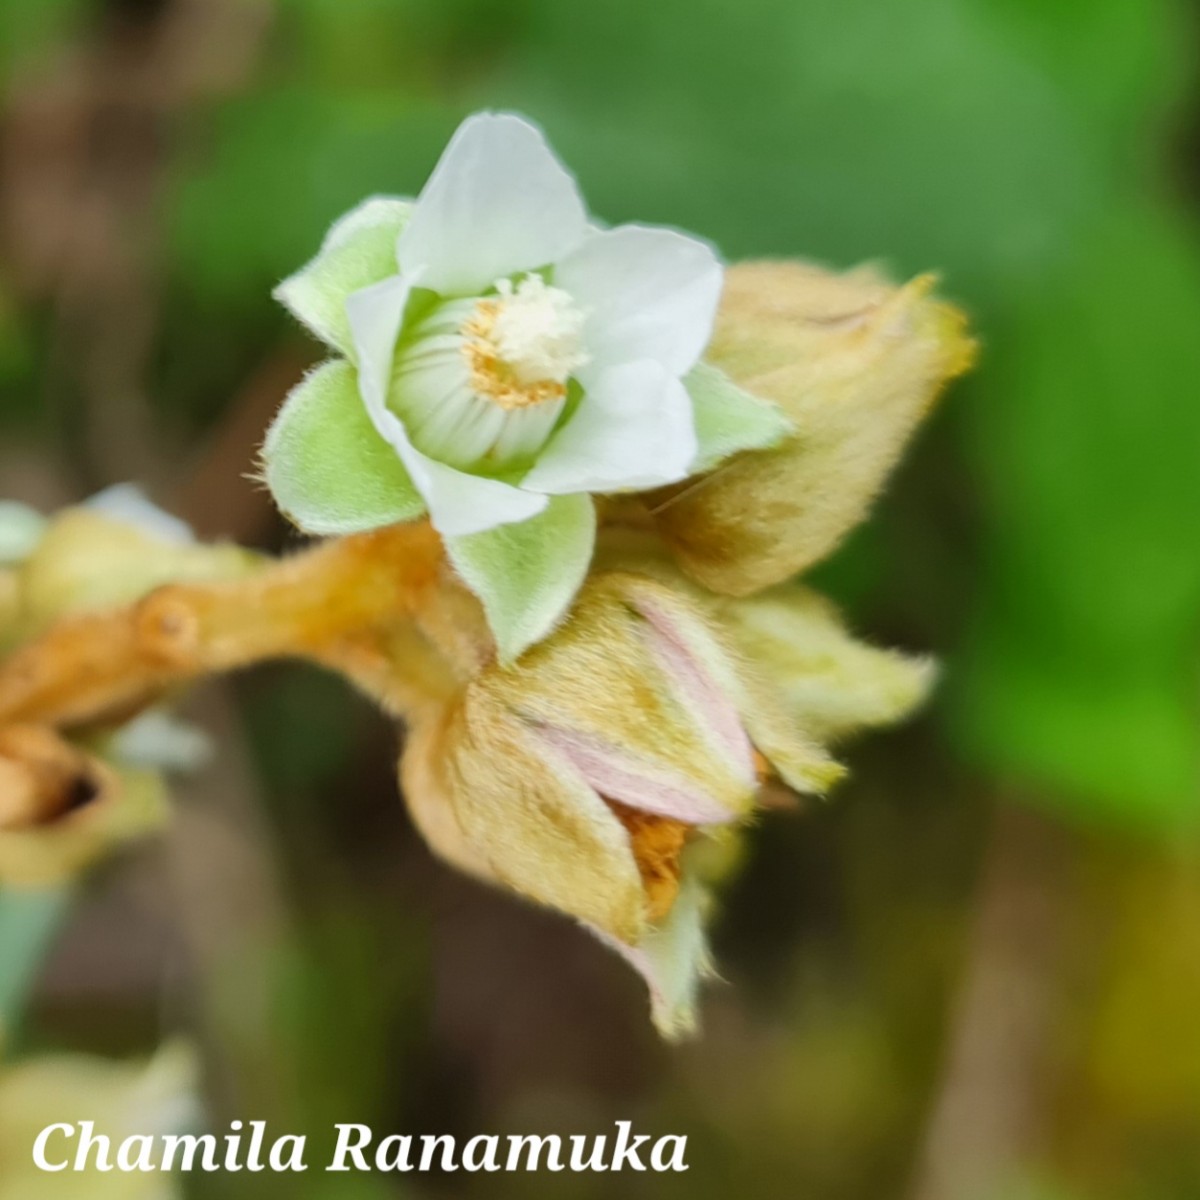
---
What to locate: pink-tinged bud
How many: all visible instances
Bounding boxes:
[399,569,855,1035]
[506,574,761,827]
[400,573,763,942]
[402,689,650,944]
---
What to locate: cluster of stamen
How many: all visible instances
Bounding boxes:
[460,275,589,411]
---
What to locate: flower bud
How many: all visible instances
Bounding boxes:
[0,491,236,885]
[399,569,844,1035]
[715,585,937,743]
[650,261,975,596]
[12,508,257,640]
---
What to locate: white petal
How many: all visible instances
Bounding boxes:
[397,113,589,297]
[344,274,415,413]
[521,361,698,495]
[556,224,723,374]
[346,274,546,535]
[387,424,547,536]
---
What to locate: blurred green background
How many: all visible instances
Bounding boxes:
[1,0,1199,1197]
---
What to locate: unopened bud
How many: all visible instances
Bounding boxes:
[650,262,975,596]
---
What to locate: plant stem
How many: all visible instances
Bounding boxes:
[0,522,476,732]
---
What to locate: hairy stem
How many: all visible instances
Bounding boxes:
[0,522,475,731]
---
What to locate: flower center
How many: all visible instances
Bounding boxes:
[461,275,589,410]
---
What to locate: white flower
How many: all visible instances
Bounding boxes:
[266,111,792,660]
[341,113,723,536]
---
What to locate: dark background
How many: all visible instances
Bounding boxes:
[1,1,1198,1197]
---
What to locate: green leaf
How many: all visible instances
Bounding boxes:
[445,494,596,663]
[274,196,412,357]
[263,359,426,534]
[685,361,793,474]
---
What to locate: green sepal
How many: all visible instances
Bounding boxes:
[445,494,596,663]
[275,197,413,358]
[685,360,794,474]
[262,359,426,534]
